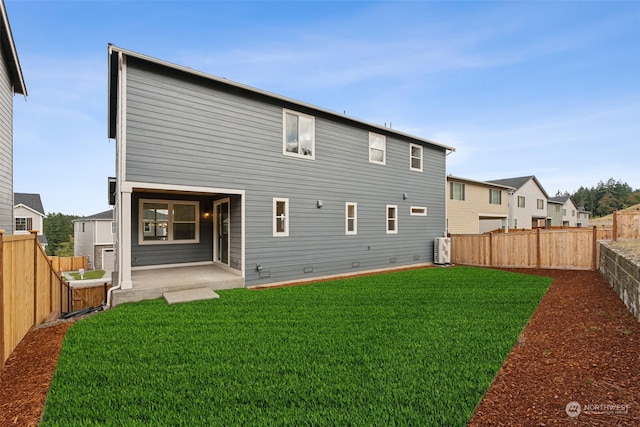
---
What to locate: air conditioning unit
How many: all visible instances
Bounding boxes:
[434,237,451,265]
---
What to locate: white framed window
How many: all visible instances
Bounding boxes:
[15,217,31,231]
[410,206,427,216]
[273,198,289,236]
[283,109,315,159]
[563,208,567,216]
[489,189,502,205]
[409,143,423,171]
[572,209,575,217]
[139,199,199,244]
[517,196,526,208]
[345,202,357,235]
[537,199,544,210]
[386,205,397,234]
[450,182,465,201]
[369,132,386,164]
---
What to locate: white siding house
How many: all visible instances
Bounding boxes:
[488,176,550,230]
[13,193,47,247]
[73,209,114,270]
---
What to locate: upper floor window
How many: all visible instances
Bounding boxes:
[572,210,575,217]
[409,143,423,171]
[140,199,198,244]
[489,189,502,205]
[345,203,357,235]
[273,198,289,237]
[517,196,525,208]
[386,205,397,234]
[15,217,32,231]
[563,208,567,216]
[450,182,465,201]
[555,205,561,212]
[410,206,427,216]
[369,132,386,164]
[284,110,315,159]
[537,199,544,210]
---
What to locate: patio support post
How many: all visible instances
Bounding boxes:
[119,189,133,289]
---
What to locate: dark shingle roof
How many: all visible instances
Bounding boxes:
[548,196,570,204]
[78,209,114,221]
[14,193,45,215]
[487,175,549,198]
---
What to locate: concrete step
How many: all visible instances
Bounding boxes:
[163,287,220,304]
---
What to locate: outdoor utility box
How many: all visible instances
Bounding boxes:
[434,237,451,265]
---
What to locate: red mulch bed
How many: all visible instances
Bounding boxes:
[1,269,639,426]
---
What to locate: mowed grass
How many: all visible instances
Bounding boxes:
[41,267,551,426]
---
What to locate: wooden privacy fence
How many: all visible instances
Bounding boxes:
[613,210,640,241]
[1,231,71,368]
[451,227,614,270]
[48,255,88,273]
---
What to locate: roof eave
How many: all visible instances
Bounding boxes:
[0,1,27,96]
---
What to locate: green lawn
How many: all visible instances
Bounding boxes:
[42,267,551,426]
[67,270,105,280]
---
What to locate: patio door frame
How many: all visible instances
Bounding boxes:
[214,198,231,266]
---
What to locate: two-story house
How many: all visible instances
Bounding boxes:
[73,209,114,271]
[13,192,47,247]
[548,195,585,227]
[488,176,550,229]
[107,45,455,302]
[0,1,27,234]
[446,175,513,234]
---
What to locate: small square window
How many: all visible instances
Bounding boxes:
[369,132,386,164]
[409,143,423,172]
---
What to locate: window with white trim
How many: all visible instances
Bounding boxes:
[450,182,465,201]
[273,198,289,236]
[409,143,423,171]
[139,199,199,244]
[537,199,544,210]
[517,196,525,208]
[489,189,502,205]
[284,110,315,159]
[345,202,357,235]
[369,132,386,164]
[410,206,427,216]
[15,217,31,231]
[386,205,397,234]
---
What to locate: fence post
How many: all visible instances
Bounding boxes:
[536,228,542,268]
[31,230,39,323]
[0,230,4,367]
[489,233,493,267]
[612,210,618,242]
[592,226,598,271]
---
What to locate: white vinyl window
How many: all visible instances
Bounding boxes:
[369,132,386,164]
[410,206,427,216]
[273,198,289,236]
[386,205,397,234]
[139,199,199,244]
[489,189,502,205]
[15,217,32,231]
[537,199,544,210]
[517,196,526,208]
[450,182,465,201]
[284,110,315,159]
[409,143,423,171]
[345,203,357,235]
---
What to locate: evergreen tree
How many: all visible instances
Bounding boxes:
[43,213,79,255]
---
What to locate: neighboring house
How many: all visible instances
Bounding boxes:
[576,207,590,227]
[107,45,455,293]
[0,0,27,235]
[13,192,47,247]
[546,199,564,227]
[446,175,513,234]
[548,196,583,227]
[73,209,114,270]
[488,176,550,229]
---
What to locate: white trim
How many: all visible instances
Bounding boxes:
[386,205,398,234]
[12,204,45,217]
[410,206,427,216]
[478,213,508,218]
[282,109,315,160]
[369,132,386,165]
[132,260,214,271]
[214,198,231,266]
[409,143,423,172]
[273,198,289,237]
[138,199,200,245]
[345,202,357,235]
[122,181,245,195]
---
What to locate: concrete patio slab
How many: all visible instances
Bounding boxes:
[163,287,220,305]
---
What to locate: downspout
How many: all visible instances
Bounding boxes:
[444,149,455,237]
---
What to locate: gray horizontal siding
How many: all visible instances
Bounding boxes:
[0,51,13,234]
[124,59,447,285]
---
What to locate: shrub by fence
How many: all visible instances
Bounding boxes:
[1,231,71,368]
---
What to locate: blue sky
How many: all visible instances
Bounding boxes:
[7,0,640,216]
